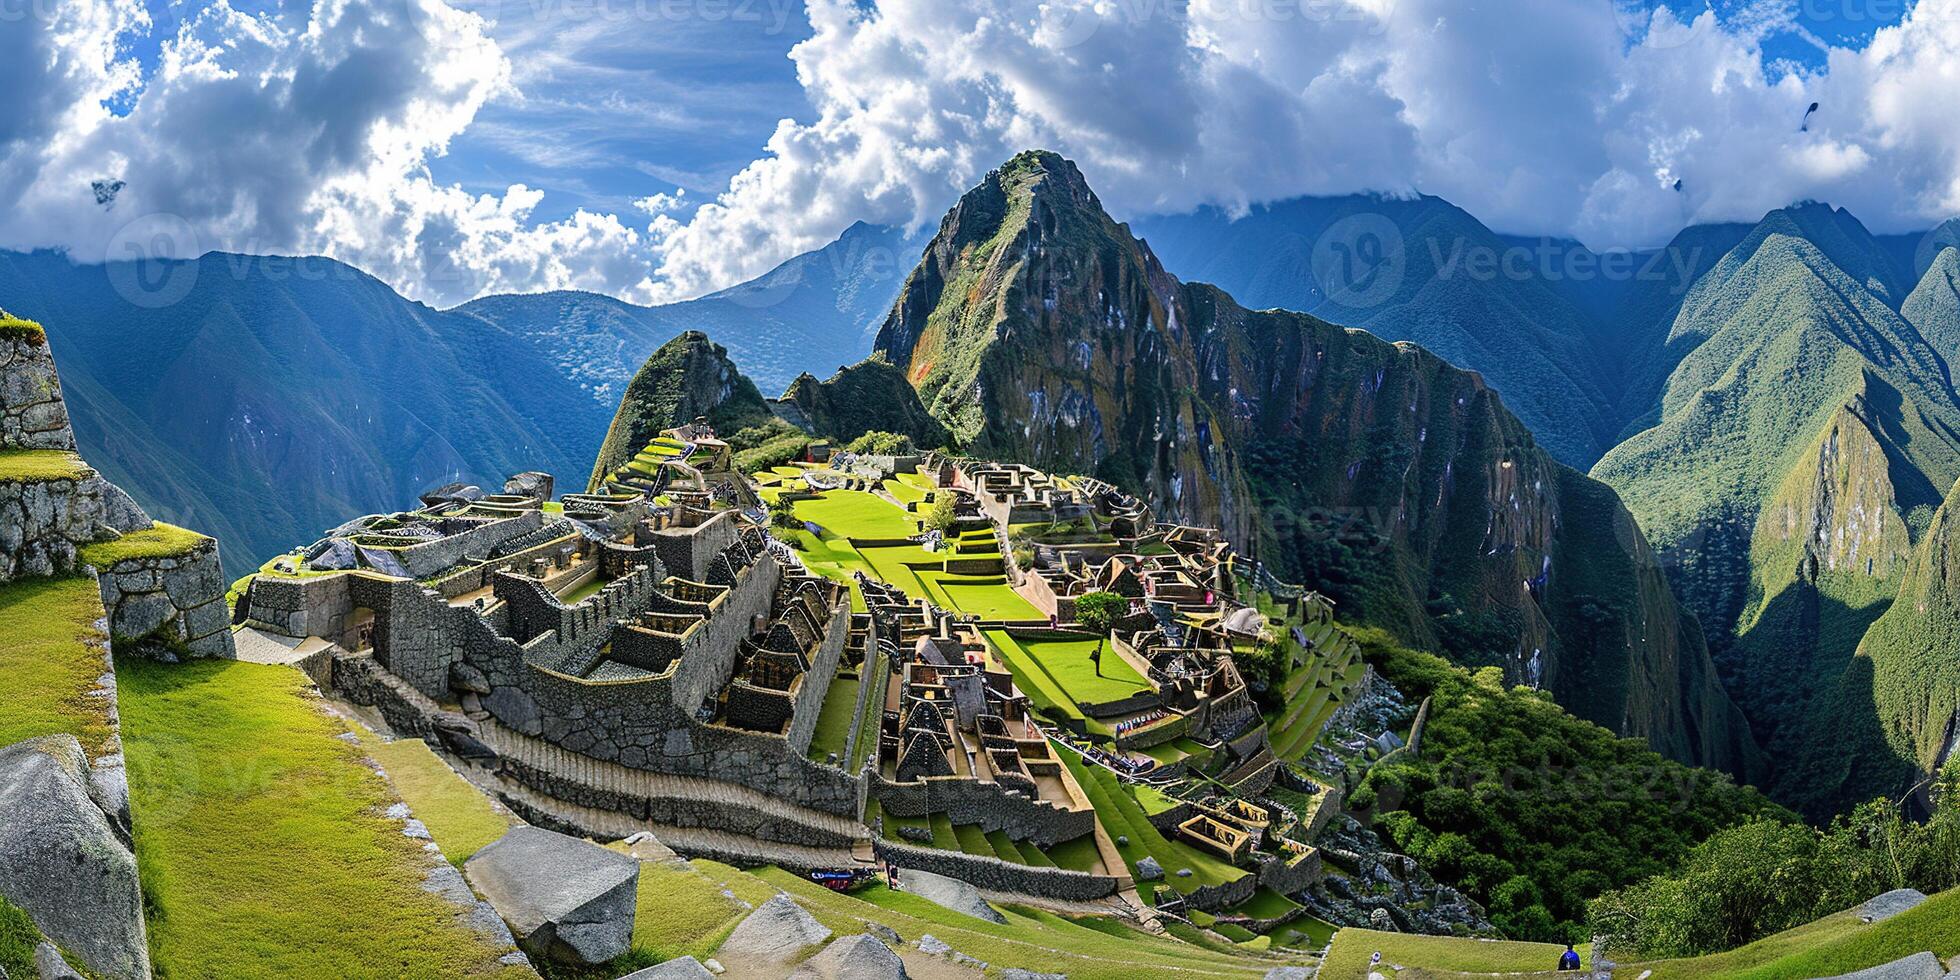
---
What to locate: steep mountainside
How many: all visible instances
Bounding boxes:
[874,151,1761,776]
[1135,197,1616,467]
[1592,211,1960,815]
[460,221,919,400]
[587,330,779,488]
[772,359,951,449]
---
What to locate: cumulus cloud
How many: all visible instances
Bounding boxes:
[0,0,660,305]
[646,0,1960,298]
[6,0,1960,306]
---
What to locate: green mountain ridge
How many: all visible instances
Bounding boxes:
[1592,204,1960,815]
[873,150,1761,776]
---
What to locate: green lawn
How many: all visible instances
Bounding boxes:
[793,490,919,539]
[360,726,516,865]
[883,478,928,504]
[1319,887,1960,979]
[1322,929,1584,978]
[0,448,88,483]
[0,577,113,754]
[624,860,753,965]
[117,659,529,978]
[681,860,1308,979]
[931,576,1043,620]
[806,675,861,763]
[986,629,1151,705]
[78,521,209,567]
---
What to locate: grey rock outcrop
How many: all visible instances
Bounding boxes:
[1134,856,1163,881]
[464,826,638,965]
[0,736,149,980]
[788,933,908,980]
[0,330,74,452]
[620,956,715,979]
[897,867,1006,924]
[718,894,831,963]
[1823,951,1947,980]
[1857,888,1928,923]
[33,944,84,980]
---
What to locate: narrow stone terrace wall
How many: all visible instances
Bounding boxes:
[94,537,236,657]
[0,332,75,451]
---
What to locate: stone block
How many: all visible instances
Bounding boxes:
[718,894,831,963]
[897,868,1006,924]
[788,933,908,979]
[619,957,715,979]
[0,736,149,980]
[464,826,638,965]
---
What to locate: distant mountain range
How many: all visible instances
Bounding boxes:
[0,221,920,577]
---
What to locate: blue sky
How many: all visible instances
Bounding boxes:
[5,0,1957,307]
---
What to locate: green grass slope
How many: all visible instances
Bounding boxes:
[118,659,528,978]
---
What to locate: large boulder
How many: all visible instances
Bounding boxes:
[619,956,715,979]
[1822,951,1947,980]
[897,868,1006,924]
[1857,889,1928,923]
[0,737,149,980]
[717,894,831,963]
[789,933,908,980]
[463,827,638,965]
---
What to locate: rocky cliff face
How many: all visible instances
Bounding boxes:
[873,151,1760,776]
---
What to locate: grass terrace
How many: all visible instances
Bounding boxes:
[77,521,209,567]
[684,860,1308,979]
[986,629,1152,707]
[0,448,88,483]
[1322,930,1586,979]
[358,723,517,866]
[0,577,114,754]
[805,674,860,763]
[1056,743,1248,897]
[118,659,530,978]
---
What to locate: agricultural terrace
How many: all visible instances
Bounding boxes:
[0,576,114,753]
[983,628,1151,726]
[778,487,1045,621]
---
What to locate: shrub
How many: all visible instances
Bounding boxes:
[845,430,912,455]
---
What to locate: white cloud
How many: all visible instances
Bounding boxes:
[6,0,1960,307]
[0,0,662,306]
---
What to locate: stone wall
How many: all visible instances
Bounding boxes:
[782,598,850,757]
[871,839,1119,902]
[0,332,75,451]
[869,771,1096,848]
[0,469,107,581]
[645,509,742,582]
[94,536,236,657]
[242,572,360,645]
